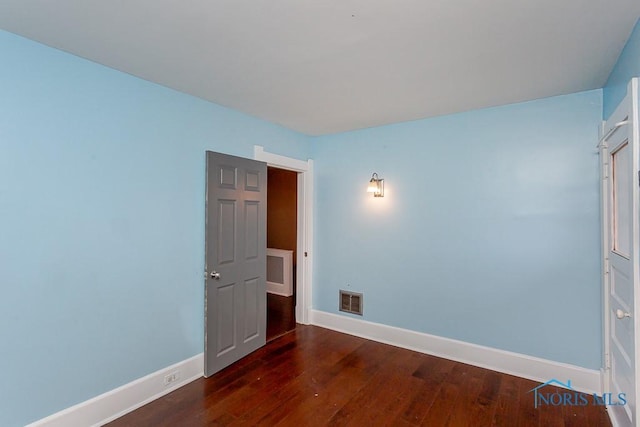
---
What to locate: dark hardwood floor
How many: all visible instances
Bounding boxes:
[106,326,611,426]
[266,294,296,342]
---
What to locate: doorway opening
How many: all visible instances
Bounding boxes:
[254,145,314,328]
[266,167,298,341]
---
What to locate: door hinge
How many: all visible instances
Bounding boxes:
[605,351,611,370]
[603,162,609,179]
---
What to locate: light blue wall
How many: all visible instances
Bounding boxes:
[604,18,640,119]
[0,31,310,427]
[312,90,603,370]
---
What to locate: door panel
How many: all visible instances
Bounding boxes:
[205,151,267,377]
[245,201,260,259]
[244,277,260,340]
[605,78,638,427]
[218,200,236,264]
[216,284,235,354]
[245,170,261,191]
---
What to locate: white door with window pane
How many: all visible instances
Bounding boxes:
[603,78,639,427]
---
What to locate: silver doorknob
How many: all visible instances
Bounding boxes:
[616,309,631,319]
[210,271,221,280]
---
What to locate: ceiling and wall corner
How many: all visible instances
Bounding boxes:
[0,1,638,135]
[603,18,640,119]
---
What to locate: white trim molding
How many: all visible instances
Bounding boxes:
[310,310,602,394]
[254,145,314,325]
[26,354,204,427]
[254,145,309,172]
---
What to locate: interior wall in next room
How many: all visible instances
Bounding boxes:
[267,167,298,265]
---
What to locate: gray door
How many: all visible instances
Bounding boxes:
[205,151,267,377]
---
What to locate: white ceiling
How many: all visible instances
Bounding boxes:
[0,1,639,135]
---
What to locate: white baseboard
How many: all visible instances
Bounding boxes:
[310,310,601,394]
[25,314,603,426]
[26,353,204,427]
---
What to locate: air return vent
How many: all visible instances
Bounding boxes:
[339,290,363,315]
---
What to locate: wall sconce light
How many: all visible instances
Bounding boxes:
[367,172,384,197]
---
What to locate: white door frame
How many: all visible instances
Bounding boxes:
[254,146,314,325]
[600,77,640,426]
[600,116,612,395]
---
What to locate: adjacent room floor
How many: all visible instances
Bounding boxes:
[266,293,296,342]
[106,326,611,426]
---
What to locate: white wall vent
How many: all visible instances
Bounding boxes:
[339,290,363,315]
[266,248,293,297]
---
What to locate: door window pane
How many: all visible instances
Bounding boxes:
[612,142,631,257]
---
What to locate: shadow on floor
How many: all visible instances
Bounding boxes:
[266,293,295,341]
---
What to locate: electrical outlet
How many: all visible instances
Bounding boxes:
[164,371,180,385]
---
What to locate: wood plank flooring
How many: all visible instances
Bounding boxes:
[106,326,611,426]
[266,294,296,342]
